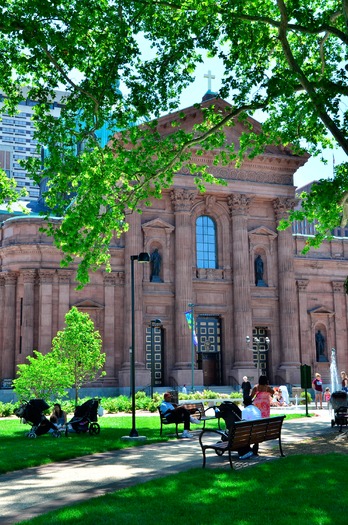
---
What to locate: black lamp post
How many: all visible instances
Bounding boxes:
[188,302,196,393]
[129,252,150,437]
[150,319,162,398]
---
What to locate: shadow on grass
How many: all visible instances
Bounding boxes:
[0,416,173,474]
[17,454,347,525]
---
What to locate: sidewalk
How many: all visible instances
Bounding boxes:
[0,410,333,525]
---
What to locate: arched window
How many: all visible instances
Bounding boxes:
[196,216,217,268]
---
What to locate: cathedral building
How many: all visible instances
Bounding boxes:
[0,96,347,393]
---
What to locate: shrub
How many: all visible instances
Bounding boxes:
[0,402,16,417]
[300,391,312,404]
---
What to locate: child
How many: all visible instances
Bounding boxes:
[324,387,331,408]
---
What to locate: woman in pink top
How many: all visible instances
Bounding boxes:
[251,375,274,418]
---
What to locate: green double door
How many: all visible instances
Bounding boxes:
[196,316,222,386]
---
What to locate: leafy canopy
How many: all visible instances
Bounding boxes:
[12,350,72,401]
[0,1,347,283]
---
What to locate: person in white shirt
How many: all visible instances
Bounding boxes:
[239,396,262,458]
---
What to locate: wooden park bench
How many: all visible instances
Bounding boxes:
[158,401,220,438]
[199,415,286,468]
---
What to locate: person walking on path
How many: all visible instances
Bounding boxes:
[341,371,348,392]
[312,372,323,409]
[241,376,252,404]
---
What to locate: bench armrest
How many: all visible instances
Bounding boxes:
[202,405,220,418]
[198,428,227,446]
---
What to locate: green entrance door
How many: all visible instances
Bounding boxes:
[197,316,222,386]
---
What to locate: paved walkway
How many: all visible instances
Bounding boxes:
[0,410,334,524]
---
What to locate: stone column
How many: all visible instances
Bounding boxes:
[332,281,346,367]
[38,270,55,353]
[0,275,5,379]
[228,194,254,376]
[171,188,197,379]
[2,272,18,378]
[273,198,301,383]
[113,272,125,379]
[103,273,117,381]
[21,270,36,362]
[296,279,309,364]
[58,270,72,330]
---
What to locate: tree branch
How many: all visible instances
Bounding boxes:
[276,0,348,155]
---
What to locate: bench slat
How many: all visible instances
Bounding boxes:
[199,415,286,468]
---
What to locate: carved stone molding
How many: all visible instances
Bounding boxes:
[3,271,19,285]
[142,217,175,250]
[22,269,37,284]
[204,194,217,214]
[227,193,252,216]
[332,281,344,293]
[58,270,73,284]
[273,197,297,222]
[248,226,278,255]
[103,273,117,286]
[170,188,196,212]
[297,279,309,292]
[38,269,55,284]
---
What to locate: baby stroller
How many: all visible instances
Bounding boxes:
[65,398,100,436]
[14,399,61,438]
[330,391,348,432]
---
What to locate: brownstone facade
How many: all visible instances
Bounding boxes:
[1,99,347,391]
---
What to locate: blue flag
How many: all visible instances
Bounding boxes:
[185,310,198,346]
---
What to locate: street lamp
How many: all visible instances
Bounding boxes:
[188,302,196,392]
[129,252,150,438]
[246,335,270,379]
[150,318,162,398]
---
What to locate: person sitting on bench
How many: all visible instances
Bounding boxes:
[159,392,201,438]
[238,396,262,459]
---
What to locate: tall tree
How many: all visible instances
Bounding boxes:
[51,307,106,404]
[0,1,347,283]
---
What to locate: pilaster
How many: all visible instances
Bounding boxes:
[273,198,301,382]
[38,269,55,353]
[228,193,254,377]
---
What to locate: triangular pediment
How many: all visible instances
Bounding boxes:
[308,306,335,316]
[249,226,277,239]
[142,218,174,233]
[72,299,104,309]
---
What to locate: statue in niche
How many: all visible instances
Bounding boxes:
[255,255,267,287]
[150,248,162,282]
[315,330,328,361]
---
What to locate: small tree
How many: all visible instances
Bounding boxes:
[51,307,106,404]
[13,350,71,401]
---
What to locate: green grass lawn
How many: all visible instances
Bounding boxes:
[0,412,308,475]
[16,454,348,525]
